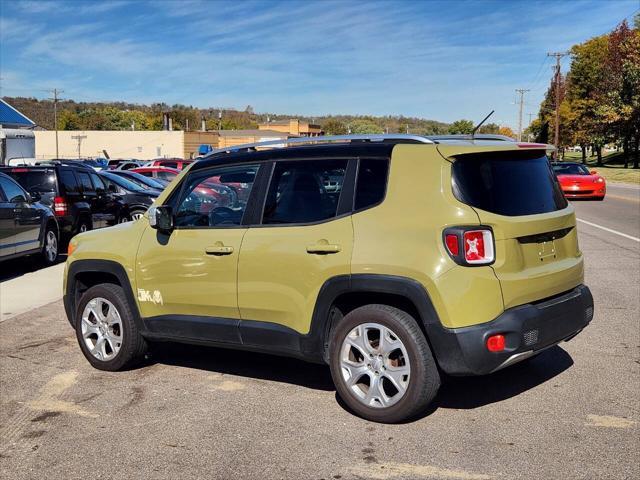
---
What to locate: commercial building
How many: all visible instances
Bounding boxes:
[34,130,220,160]
[258,119,322,136]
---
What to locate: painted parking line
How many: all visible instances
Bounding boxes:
[577,218,640,242]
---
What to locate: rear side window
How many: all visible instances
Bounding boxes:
[355,158,389,211]
[77,172,94,193]
[452,152,567,216]
[263,159,347,225]
[59,170,79,194]
[90,173,106,191]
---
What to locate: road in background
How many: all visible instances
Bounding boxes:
[0,200,638,479]
[572,182,640,241]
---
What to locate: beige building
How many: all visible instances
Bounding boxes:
[34,130,220,160]
[216,129,290,149]
[258,119,322,137]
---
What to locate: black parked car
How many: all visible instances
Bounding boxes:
[99,171,159,222]
[0,172,59,264]
[108,170,167,192]
[0,162,124,241]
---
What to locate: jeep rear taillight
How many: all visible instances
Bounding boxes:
[53,196,68,216]
[463,230,494,264]
[443,227,495,266]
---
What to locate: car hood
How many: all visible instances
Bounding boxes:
[557,174,596,183]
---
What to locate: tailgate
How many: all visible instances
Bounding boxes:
[477,207,583,308]
[449,148,584,308]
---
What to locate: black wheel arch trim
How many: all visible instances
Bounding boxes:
[64,259,142,330]
[304,274,443,363]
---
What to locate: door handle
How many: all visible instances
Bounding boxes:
[306,243,341,254]
[205,245,234,256]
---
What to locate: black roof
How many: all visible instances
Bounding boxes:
[193,142,398,172]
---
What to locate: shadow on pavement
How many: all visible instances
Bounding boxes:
[0,254,67,283]
[435,345,574,410]
[148,342,335,391]
[148,341,574,415]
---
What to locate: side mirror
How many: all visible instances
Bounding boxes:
[148,205,174,232]
[590,170,597,175]
[29,191,41,202]
[108,184,118,193]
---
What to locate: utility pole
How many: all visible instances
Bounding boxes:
[547,52,568,158]
[71,134,87,159]
[48,88,64,159]
[515,88,530,142]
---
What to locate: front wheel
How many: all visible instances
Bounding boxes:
[329,304,440,423]
[75,284,148,371]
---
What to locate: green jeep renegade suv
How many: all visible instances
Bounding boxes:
[64,134,593,423]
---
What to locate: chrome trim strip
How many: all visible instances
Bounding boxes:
[491,350,535,373]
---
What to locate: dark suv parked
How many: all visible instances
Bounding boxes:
[0,172,59,264]
[0,162,123,240]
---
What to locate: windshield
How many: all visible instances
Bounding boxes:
[552,163,590,175]
[452,151,567,216]
[101,172,147,192]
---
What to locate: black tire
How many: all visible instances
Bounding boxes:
[329,304,440,423]
[40,223,59,265]
[75,284,148,371]
[126,208,146,223]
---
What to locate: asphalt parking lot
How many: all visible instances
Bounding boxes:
[0,186,638,479]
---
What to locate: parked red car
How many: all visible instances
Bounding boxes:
[551,162,606,200]
[131,167,180,184]
[145,158,193,170]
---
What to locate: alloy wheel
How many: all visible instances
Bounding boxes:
[81,297,123,361]
[45,230,57,262]
[340,323,411,408]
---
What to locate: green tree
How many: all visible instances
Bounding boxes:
[322,119,348,135]
[349,119,381,134]
[448,120,474,134]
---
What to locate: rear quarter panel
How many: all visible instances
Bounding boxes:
[350,144,505,328]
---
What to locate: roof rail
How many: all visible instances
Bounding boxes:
[206,134,434,157]
[425,134,515,142]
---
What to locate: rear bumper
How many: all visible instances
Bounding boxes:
[427,285,594,375]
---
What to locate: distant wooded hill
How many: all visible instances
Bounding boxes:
[4,96,503,136]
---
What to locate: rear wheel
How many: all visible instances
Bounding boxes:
[40,225,59,265]
[329,304,440,423]
[75,284,147,371]
[76,218,91,235]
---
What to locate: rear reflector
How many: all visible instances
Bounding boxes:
[445,234,459,256]
[463,230,494,264]
[53,196,67,216]
[11,168,29,172]
[486,334,505,352]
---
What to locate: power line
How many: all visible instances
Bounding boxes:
[48,88,64,158]
[515,89,530,142]
[547,52,569,158]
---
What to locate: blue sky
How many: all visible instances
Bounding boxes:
[0,0,637,128]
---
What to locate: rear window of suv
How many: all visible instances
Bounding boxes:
[7,169,57,193]
[452,151,567,216]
